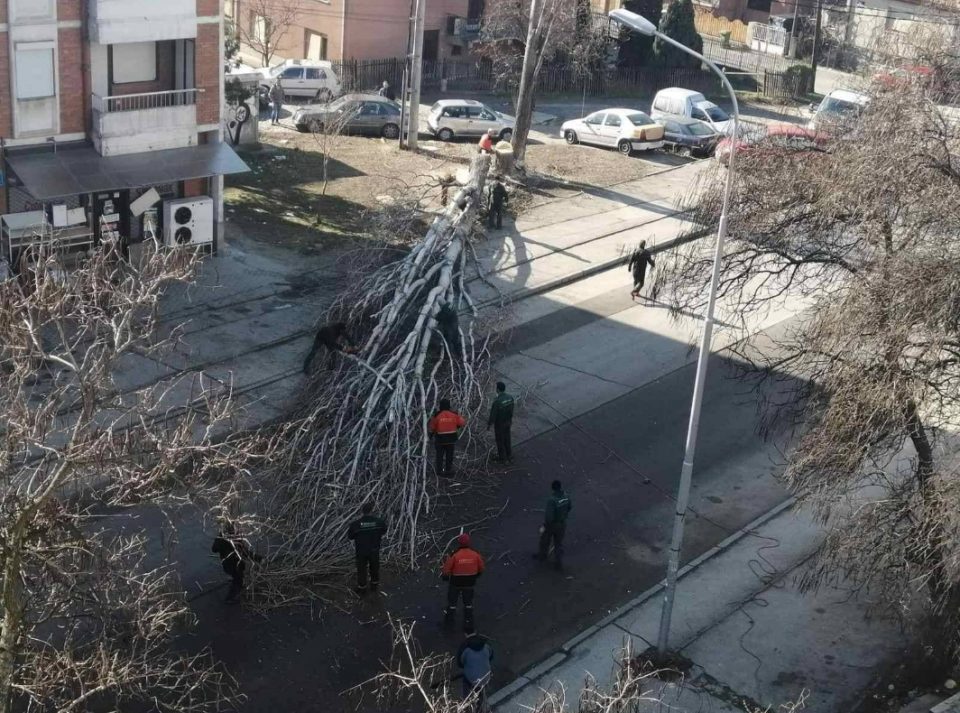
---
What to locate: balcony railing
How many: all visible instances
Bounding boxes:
[93,88,202,114]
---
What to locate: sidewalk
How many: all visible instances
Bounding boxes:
[491,501,907,712]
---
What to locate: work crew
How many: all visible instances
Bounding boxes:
[487,176,509,230]
[457,628,494,706]
[487,381,514,463]
[211,524,256,604]
[269,78,284,125]
[378,80,396,101]
[428,398,466,477]
[347,502,387,594]
[478,128,496,154]
[442,533,485,629]
[303,321,357,374]
[535,480,572,570]
[628,240,656,300]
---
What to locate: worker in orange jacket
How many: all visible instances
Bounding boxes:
[442,532,485,629]
[428,398,466,477]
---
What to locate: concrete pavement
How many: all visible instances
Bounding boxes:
[492,500,906,713]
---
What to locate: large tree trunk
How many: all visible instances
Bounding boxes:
[511,0,541,169]
[0,536,25,713]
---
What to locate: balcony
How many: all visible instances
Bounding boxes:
[89,0,197,45]
[92,88,202,157]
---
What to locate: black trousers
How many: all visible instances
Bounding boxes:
[538,523,566,563]
[632,270,647,292]
[494,421,512,461]
[356,551,380,589]
[435,438,456,476]
[446,579,475,623]
[488,204,503,229]
[224,560,245,602]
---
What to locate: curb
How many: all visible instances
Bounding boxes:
[487,495,798,709]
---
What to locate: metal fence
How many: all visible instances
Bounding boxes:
[94,88,201,113]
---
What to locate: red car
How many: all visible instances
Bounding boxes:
[873,64,934,90]
[714,123,827,165]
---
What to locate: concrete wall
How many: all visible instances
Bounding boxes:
[94,104,198,156]
[89,0,198,44]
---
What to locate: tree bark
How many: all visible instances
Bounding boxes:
[0,532,25,713]
[511,0,541,168]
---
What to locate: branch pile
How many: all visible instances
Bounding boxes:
[248,155,494,602]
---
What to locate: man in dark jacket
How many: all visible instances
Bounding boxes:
[348,502,387,594]
[211,524,255,604]
[303,321,356,374]
[628,240,655,300]
[487,381,514,463]
[378,81,396,101]
[535,480,571,570]
[457,629,494,704]
[487,176,508,230]
[435,303,462,358]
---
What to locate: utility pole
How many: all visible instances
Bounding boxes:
[788,0,800,58]
[406,0,426,150]
[811,0,823,85]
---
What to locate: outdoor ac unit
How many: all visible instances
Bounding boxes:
[162,196,214,247]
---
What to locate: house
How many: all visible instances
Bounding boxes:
[228,0,481,65]
[0,0,247,261]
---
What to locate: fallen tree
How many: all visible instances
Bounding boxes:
[245,155,495,601]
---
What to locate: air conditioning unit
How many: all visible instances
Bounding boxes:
[162,196,214,248]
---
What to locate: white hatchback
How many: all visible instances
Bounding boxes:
[561,108,665,154]
[260,59,342,104]
[427,99,516,141]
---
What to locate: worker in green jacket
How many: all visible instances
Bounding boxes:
[487,381,515,463]
[535,480,571,570]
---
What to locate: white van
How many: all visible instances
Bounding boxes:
[651,87,733,135]
[807,89,869,133]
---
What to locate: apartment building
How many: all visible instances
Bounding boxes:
[229,0,481,65]
[0,0,247,261]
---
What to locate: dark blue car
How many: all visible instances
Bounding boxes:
[658,117,720,158]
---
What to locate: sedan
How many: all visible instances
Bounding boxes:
[714,123,827,165]
[293,94,402,138]
[658,117,719,157]
[561,109,665,155]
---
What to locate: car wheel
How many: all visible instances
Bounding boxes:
[296,124,308,133]
[678,146,692,158]
[564,130,578,145]
[499,128,513,141]
[316,88,333,102]
[382,123,400,139]
[437,128,454,142]
[309,119,323,133]
[617,140,633,156]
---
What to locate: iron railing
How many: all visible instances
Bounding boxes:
[93,87,202,114]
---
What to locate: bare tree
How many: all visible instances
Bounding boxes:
[655,76,960,659]
[309,100,361,196]
[481,0,609,169]
[237,0,302,67]
[0,238,244,712]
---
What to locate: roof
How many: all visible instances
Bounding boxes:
[829,89,870,104]
[432,99,483,106]
[283,58,333,68]
[655,87,706,99]
[6,143,249,201]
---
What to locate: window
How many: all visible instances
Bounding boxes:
[254,14,270,44]
[451,45,463,56]
[360,102,382,116]
[305,31,328,60]
[604,114,622,127]
[746,0,771,11]
[15,42,55,99]
[442,107,463,118]
[691,107,709,121]
[305,68,327,80]
[665,120,681,133]
[224,0,234,17]
[479,108,496,120]
[626,112,653,125]
[282,67,303,79]
[111,42,157,84]
[584,113,604,125]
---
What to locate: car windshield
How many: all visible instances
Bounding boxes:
[626,112,653,125]
[326,97,348,111]
[701,105,729,122]
[688,122,716,136]
[821,97,862,117]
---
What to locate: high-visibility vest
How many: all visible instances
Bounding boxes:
[429,410,465,435]
[442,547,485,577]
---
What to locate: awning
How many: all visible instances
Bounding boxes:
[6,142,250,201]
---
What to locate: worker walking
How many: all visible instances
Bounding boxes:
[347,502,387,594]
[487,381,514,463]
[442,533,485,629]
[628,240,655,300]
[211,523,257,604]
[303,321,357,374]
[487,176,509,230]
[535,480,572,570]
[429,398,466,477]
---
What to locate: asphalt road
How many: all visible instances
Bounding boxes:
[188,317,797,713]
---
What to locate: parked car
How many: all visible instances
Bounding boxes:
[259,59,342,106]
[561,108,665,155]
[714,123,827,165]
[427,99,515,141]
[651,87,734,135]
[293,94,402,137]
[807,89,869,134]
[657,117,720,157]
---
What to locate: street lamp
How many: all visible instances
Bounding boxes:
[609,8,740,656]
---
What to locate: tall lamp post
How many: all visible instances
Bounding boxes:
[609,8,740,656]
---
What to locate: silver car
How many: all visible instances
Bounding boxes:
[293,94,402,138]
[427,99,515,142]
